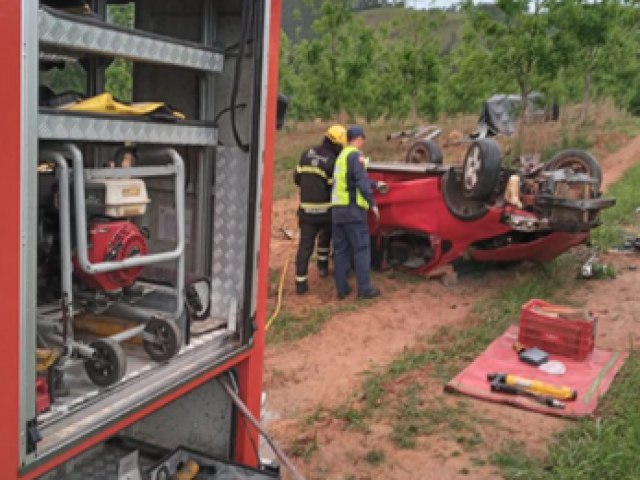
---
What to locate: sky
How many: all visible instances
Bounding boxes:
[405,0,461,8]
[405,0,496,9]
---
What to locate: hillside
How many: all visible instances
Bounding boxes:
[282,2,466,53]
[357,7,465,53]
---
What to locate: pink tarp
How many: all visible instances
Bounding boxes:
[445,325,627,417]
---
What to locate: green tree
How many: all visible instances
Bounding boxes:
[548,0,634,122]
[442,22,513,114]
[392,10,442,119]
[462,0,554,133]
[105,3,134,101]
[291,0,378,120]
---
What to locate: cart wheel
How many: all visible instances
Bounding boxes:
[143,318,182,362]
[544,149,602,191]
[462,139,502,200]
[405,139,443,164]
[84,338,127,387]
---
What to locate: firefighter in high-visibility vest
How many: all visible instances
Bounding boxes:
[331,126,385,300]
[293,125,347,295]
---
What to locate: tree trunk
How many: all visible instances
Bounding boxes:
[518,83,528,153]
[411,88,418,120]
[581,67,592,124]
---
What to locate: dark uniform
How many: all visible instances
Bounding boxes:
[294,137,342,294]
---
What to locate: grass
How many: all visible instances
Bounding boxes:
[273,155,299,200]
[541,131,594,161]
[364,449,386,466]
[602,116,640,137]
[289,434,319,463]
[334,405,368,432]
[493,354,640,480]
[491,147,640,480]
[390,387,480,449]
[590,162,640,250]
[267,303,358,344]
[331,254,580,448]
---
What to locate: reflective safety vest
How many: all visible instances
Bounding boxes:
[331,146,369,210]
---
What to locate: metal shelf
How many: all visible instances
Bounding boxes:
[39,111,218,145]
[39,7,224,73]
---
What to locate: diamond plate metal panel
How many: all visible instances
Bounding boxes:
[38,113,218,145]
[39,8,224,73]
[211,148,250,318]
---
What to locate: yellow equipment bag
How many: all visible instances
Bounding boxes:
[62,92,186,120]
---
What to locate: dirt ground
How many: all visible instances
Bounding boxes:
[262,131,640,480]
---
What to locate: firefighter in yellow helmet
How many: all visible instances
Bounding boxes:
[293,125,346,295]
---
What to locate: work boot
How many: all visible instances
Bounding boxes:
[337,286,352,300]
[317,262,329,278]
[295,280,309,295]
[358,287,380,300]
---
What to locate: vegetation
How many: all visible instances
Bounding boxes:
[40,3,134,101]
[591,162,640,249]
[266,303,359,344]
[491,166,640,479]
[280,1,640,122]
[494,353,640,480]
[331,255,579,440]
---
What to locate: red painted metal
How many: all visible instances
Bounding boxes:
[21,351,252,480]
[368,170,589,274]
[36,378,51,415]
[470,232,588,264]
[0,0,23,477]
[233,0,282,466]
[73,221,147,291]
[2,0,282,476]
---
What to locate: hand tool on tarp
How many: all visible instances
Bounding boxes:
[489,379,566,409]
[487,373,578,409]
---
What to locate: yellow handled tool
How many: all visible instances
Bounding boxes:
[173,459,199,480]
[487,373,577,401]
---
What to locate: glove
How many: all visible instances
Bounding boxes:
[376,181,389,194]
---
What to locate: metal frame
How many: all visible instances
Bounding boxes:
[38,112,218,146]
[35,329,239,462]
[38,150,75,361]
[39,6,224,73]
[56,143,185,321]
[1,0,283,476]
[20,0,39,466]
[247,0,272,322]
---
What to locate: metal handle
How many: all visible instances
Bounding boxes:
[59,143,185,319]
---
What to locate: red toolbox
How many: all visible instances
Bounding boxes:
[518,299,596,361]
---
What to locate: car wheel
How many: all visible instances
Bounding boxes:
[442,168,489,222]
[405,139,443,164]
[544,149,602,191]
[462,139,502,200]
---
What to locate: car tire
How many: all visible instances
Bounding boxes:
[442,168,489,222]
[544,149,602,191]
[405,139,443,164]
[462,139,502,200]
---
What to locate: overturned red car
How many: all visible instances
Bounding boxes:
[367,139,615,275]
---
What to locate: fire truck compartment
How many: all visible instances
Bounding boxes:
[25,0,271,469]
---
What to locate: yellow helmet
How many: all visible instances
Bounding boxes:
[326,124,347,146]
